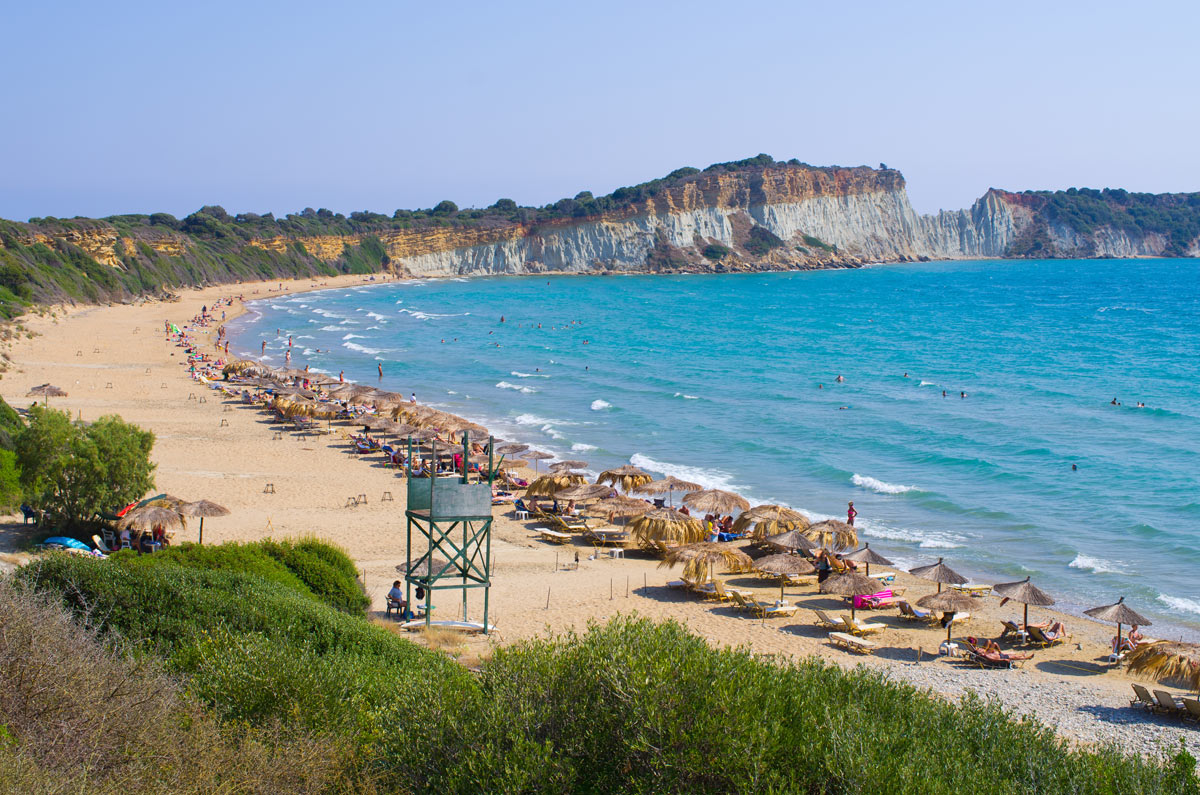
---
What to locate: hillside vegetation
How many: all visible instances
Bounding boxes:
[4,541,1197,793]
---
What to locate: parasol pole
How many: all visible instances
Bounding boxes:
[199,517,204,545]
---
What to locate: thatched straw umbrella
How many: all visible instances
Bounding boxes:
[496,442,529,456]
[993,576,1055,630]
[554,484,613,506]
[629,507,706,548]
[763,529,819,553]
[917,590,978,641]
[909,557,967,594]
[524,450,553,474]
[27,384,68,406]
[549,460,588,473]
[179,500,229,545]
[821,572,885,620]
[756,553,818,599]
[636,476,703,508]
[597,464,653,493]
[1084,597,1152,654]
[732,504,810,538]
[525,473,587,498]
[1126,642,1200,693]
[118,505,183,535]
[397,556,455,581]
[843,543,893,577]
[805,519,858,551]
[659,541,753,585]
[682,489,750,516]
[597,495,653,523]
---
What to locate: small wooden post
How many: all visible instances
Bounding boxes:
[545,587,551,610]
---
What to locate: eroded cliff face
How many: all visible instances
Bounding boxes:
[9,165,1194,288]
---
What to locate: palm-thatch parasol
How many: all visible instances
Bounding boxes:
[763,528,819,553]
[1084,597,1152,654]
[636,476,703,507]
[843,543,894,576]
[805,519,858,551]
[682,489,750,516]
[496,458,528,470]
[554,483,613,502]
[549,460,588,473]
[524,450,553,474]
[917,590,978,641]
[1126,641,1200,693]
[629,507,706,548]
[597,495,654,520]
[993,576,1055,630]
[118,505,184,534]
[525,473,587,497]
[404,428,440,443]
[496,442,529,456]
[756,553,818,599]
[908,557,967,593]
[658,541,753,585]
[596,464,653,493]
[732,504,810,538]
[179,499,229,545]
[27,384,68,406]
[821,571,885,619]
[397,557,455,581]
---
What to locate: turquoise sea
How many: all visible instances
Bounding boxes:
[229,259,1200,636]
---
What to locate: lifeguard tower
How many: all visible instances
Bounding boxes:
[402,431,495,633]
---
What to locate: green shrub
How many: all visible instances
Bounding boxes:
[701,243,730,261]
[260,538,369,614]
[121,540,313,596]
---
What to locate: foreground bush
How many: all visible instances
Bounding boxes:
[0,579,348,793]
[459,618,1199,794]
[15,548,1199,793]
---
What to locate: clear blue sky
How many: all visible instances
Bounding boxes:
[3,0,1196,221]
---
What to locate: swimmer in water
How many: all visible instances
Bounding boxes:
[835,375,844,383]
[960,392,967,398]
[1111,398,1118,405]
[378,363,383,379]
[500,315,504,323]
[903,373,908,378]
[942,390,946,398]
[1072,463,1077,471]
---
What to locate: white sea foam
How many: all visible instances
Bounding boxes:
[297,335,314,340]
[342,333,365,340]
[1068,554,1127,575]
[852,474,917,494]
[367,326,382,330]
[673,392,699,400]
[343,342,383,355]
[319,325,341,331]
[862,520,966,549]
[630,453,742,494]
[366,312,388,322]
[918,380,935,387]
[1158,593,1200,615]
[512,371,550,378]
[590,399,612,410]
[496,381,537,394]
[571,443,598,452]
[302,348,315,356]
[399,308,469,321]
[339,319,357,325]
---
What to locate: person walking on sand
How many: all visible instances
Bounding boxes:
[847,501,857,526]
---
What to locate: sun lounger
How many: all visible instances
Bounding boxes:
[898,601,939,623]
[845,616,886,636]
[1182,698,1200,724]
[1130,684,1157,711]
[584,528,628,547]
[1026,625,1068,647]
[1154,690,1185,716]
[948,583,992,597]
[537,528,572,545]
[999,620,1029,643]
[829,631,877,654]
[814,610,848,630]
[733,592,796,618]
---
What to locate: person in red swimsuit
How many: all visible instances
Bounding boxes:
[847,501,857,526]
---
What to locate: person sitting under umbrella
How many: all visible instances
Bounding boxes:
[1113,624,1146,654]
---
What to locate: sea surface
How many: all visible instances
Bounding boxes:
[229,259,1200,637]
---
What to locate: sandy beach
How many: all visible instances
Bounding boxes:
[1,276,1196,761]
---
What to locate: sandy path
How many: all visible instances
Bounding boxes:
[1,276,1196,759]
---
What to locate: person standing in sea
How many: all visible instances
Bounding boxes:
[847,501,857,526]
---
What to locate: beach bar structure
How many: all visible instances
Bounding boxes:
[403,432,495,633]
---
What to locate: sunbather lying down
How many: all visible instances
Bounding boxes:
[966,637,1034,661]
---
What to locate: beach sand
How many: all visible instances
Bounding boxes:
[1,275,1196,760]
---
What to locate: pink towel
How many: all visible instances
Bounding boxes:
[853,589,893,609]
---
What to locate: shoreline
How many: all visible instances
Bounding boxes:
[230,272,1200,643]
[1,275,1198,760]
